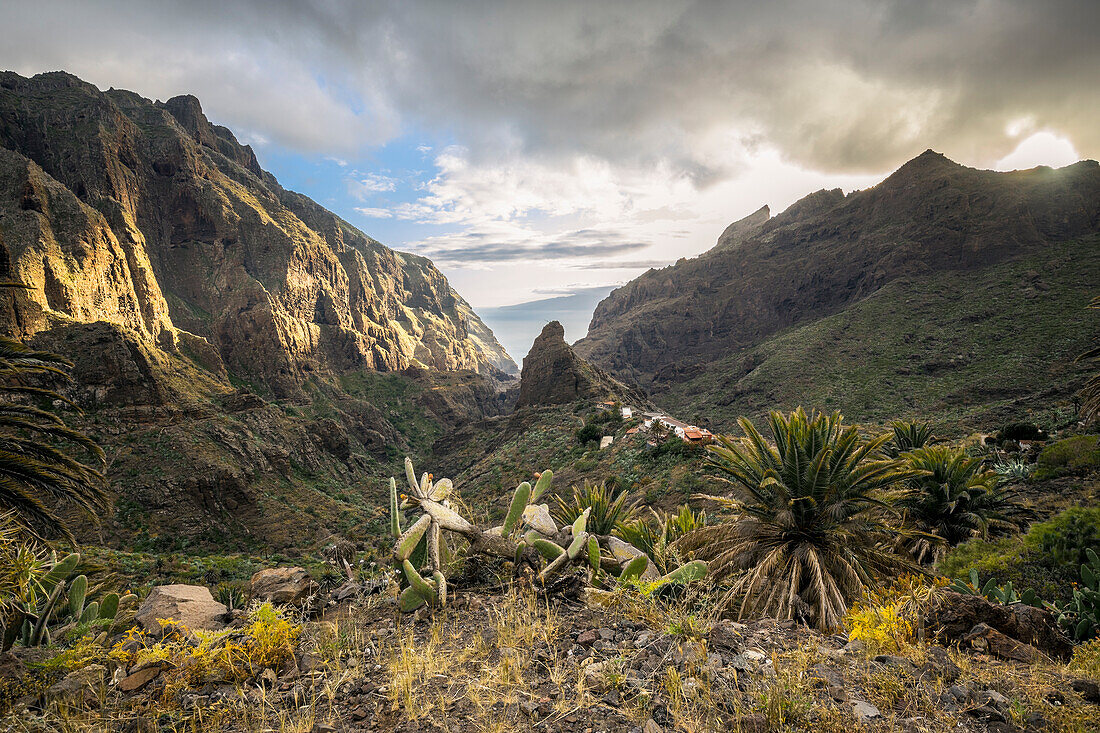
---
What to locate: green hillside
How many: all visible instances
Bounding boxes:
[657,236,1100,434]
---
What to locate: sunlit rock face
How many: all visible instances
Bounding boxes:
[0,71,515,399]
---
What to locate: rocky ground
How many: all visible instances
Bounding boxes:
[4,570,1100,733]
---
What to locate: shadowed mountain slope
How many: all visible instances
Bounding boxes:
[575,151,1100,428]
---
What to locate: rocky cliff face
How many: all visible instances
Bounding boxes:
[516,321,644,408]
[0,71,517,551]
[0,71,515,402]
[575,151,1100,388]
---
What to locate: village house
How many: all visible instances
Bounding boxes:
[641,412,714,443]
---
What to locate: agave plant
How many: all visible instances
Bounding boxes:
[993,457,1033,481]
[0,301,108,540]
[896,446,1024,565]
[677,407,920,631]
[885,421,937,457]
[552,479,638,536]
[617,505,706,575]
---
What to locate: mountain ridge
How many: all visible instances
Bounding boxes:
[0,70,516,402]
[575,150,1100,401]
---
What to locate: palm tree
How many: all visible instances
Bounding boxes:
[1077,296,1100,424]
[895,445,1023,565]
[676,407,919,631]
[0,315,107,541]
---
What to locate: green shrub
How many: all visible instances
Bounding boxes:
[998,422,1048,442]
[575,423,604,445]
[940,505,1100,603]
[1035,435,1100,479]
[646,438,703,463]
[1026,506,1100,566]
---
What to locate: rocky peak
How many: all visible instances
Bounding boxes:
[577,150,1100,388]
[0,70,516,399]
[516,321,642,408]
[715,204,770,251]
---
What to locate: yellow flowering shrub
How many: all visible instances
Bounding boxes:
[845,602,912,654]
[110,602,301,703]
[843,575,947,653]
[1068,638,1100,679]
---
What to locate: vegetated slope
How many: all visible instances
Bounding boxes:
[0,70,515,395]
[0,71,516,551]
[575,151,1100,412]
[656,236,1100,433]
[433,322,701,524]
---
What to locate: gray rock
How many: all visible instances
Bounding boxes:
[852,699,882,722]
[873,654,916,670]
[45,664,106,708]
[949,684,972,703]
[249,567,318,605]
[521,504,557,537]
[978,689,1010,708]
[1071,678,1100,704]
[135,584,228,636]
[919,646,961,683]
[707,619,745,652]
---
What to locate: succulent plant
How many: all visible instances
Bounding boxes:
[948,569,1041,607]
[2,551,136,649]
[1046,548,1100,641]
[388,458,708,612]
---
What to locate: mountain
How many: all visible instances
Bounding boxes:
[516,320,645,409]
[0,71,516,550]
[478,285,617,361]
[0,71,515,401]
[575,151,1100,429]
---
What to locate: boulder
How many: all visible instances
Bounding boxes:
[249,567,318,605]
[134,584,228,636]
[926,591,1072,661]
[45,664,105,708]
[603,537,661,580]
[707,620,746,653]
[962,623,1044,663]
[119,665,163,693]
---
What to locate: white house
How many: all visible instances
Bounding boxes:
[599,436,614,449]
[621,407,633,419]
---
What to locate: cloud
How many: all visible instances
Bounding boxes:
[3,0,1096,312]
[2,1,1095,176]
[408,226,651,266]
[354,207,394,219]
[566,260,672,271]
[346,173,398,199]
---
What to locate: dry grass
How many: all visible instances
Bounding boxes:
[382,586,562,731]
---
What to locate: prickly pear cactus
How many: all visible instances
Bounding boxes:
[389,458,707,612]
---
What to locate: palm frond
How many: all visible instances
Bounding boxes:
[679,407,920,630]
[0,332,108,540]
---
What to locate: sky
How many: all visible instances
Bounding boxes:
[1,0,1096,358]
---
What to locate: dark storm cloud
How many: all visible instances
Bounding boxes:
[1,0,1096,175]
